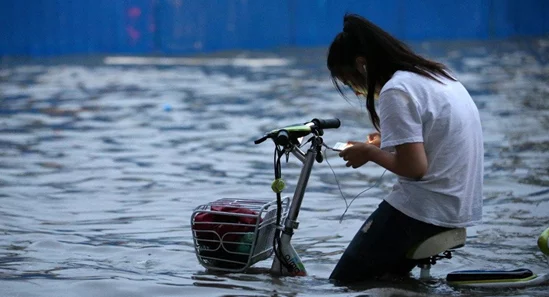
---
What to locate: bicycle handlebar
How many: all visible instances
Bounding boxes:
[254,118,340,145]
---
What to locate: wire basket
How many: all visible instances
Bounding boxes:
[191,197,290,273]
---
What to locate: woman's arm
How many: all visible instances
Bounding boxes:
[339,142,428,180]
[369,142,427,180]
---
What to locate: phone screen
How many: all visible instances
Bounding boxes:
[332,142,353,151]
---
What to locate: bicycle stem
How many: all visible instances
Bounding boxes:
[285,145,316,231]
[271,136,322,276]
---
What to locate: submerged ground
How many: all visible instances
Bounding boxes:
[1,38,549,296]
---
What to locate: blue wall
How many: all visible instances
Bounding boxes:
[1,0,548,56]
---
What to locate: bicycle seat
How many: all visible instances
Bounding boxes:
[406,228,466,260]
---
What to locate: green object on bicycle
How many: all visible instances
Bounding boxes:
[538,227,549,256]
[236,232,255,254]
[271,178,286,193]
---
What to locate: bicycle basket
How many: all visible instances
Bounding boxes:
[191,197,290,273]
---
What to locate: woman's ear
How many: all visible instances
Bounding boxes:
[355,57,367,74]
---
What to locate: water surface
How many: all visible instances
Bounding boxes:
[1,39,549,296]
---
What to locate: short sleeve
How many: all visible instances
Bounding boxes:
[379,88,424,151]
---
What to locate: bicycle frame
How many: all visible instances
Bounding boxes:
[192,116,549,289]
[191,118,339,275]
[271,136,323,276]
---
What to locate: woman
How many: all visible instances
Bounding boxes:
[328,14,484,283]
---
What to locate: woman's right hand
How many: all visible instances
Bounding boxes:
[367,132,381,148]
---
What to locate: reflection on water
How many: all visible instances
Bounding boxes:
[1,39,549,296]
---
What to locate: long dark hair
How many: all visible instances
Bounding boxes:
[327,14,455,131]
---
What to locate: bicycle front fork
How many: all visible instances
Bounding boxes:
[270,232,307,276]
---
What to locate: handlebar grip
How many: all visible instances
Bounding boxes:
[254,135,268,144]
[311,118,341,129]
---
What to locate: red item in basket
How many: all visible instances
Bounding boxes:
[193,204,260,248]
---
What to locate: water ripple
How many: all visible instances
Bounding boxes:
[1,40,549,296]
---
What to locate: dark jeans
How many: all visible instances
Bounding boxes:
[329,200,451,284]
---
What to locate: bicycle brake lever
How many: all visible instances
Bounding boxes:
[315,137,324,163]
[285,150,290,163]
[316,151,324,163]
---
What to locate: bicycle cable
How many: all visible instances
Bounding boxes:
[272,145,294,274]
[270,139,386,273]
[322,143,387,223]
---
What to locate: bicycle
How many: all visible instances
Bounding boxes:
[191,118,549,288]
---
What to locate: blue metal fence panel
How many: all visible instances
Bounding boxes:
[156,0,291,54]
[511,0,548,37]
[399,0,490,40]
[0,0,155,56]
[489,0,549,38]
[292,0,402,46]
[0,0,548,56]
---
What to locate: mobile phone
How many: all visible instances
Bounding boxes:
[332,142,353,151]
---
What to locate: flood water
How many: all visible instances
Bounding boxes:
[1,39,549,297]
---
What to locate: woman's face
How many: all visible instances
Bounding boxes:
[333,59,379,98]
[345,81,368,96]
[335,69,365,96]
[338,74,375,98]
[339,70,380,99]
[337,61,377,98]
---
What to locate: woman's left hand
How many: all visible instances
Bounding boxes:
[338,141,376,168]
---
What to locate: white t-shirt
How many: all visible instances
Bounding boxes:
[379,70,483,228]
